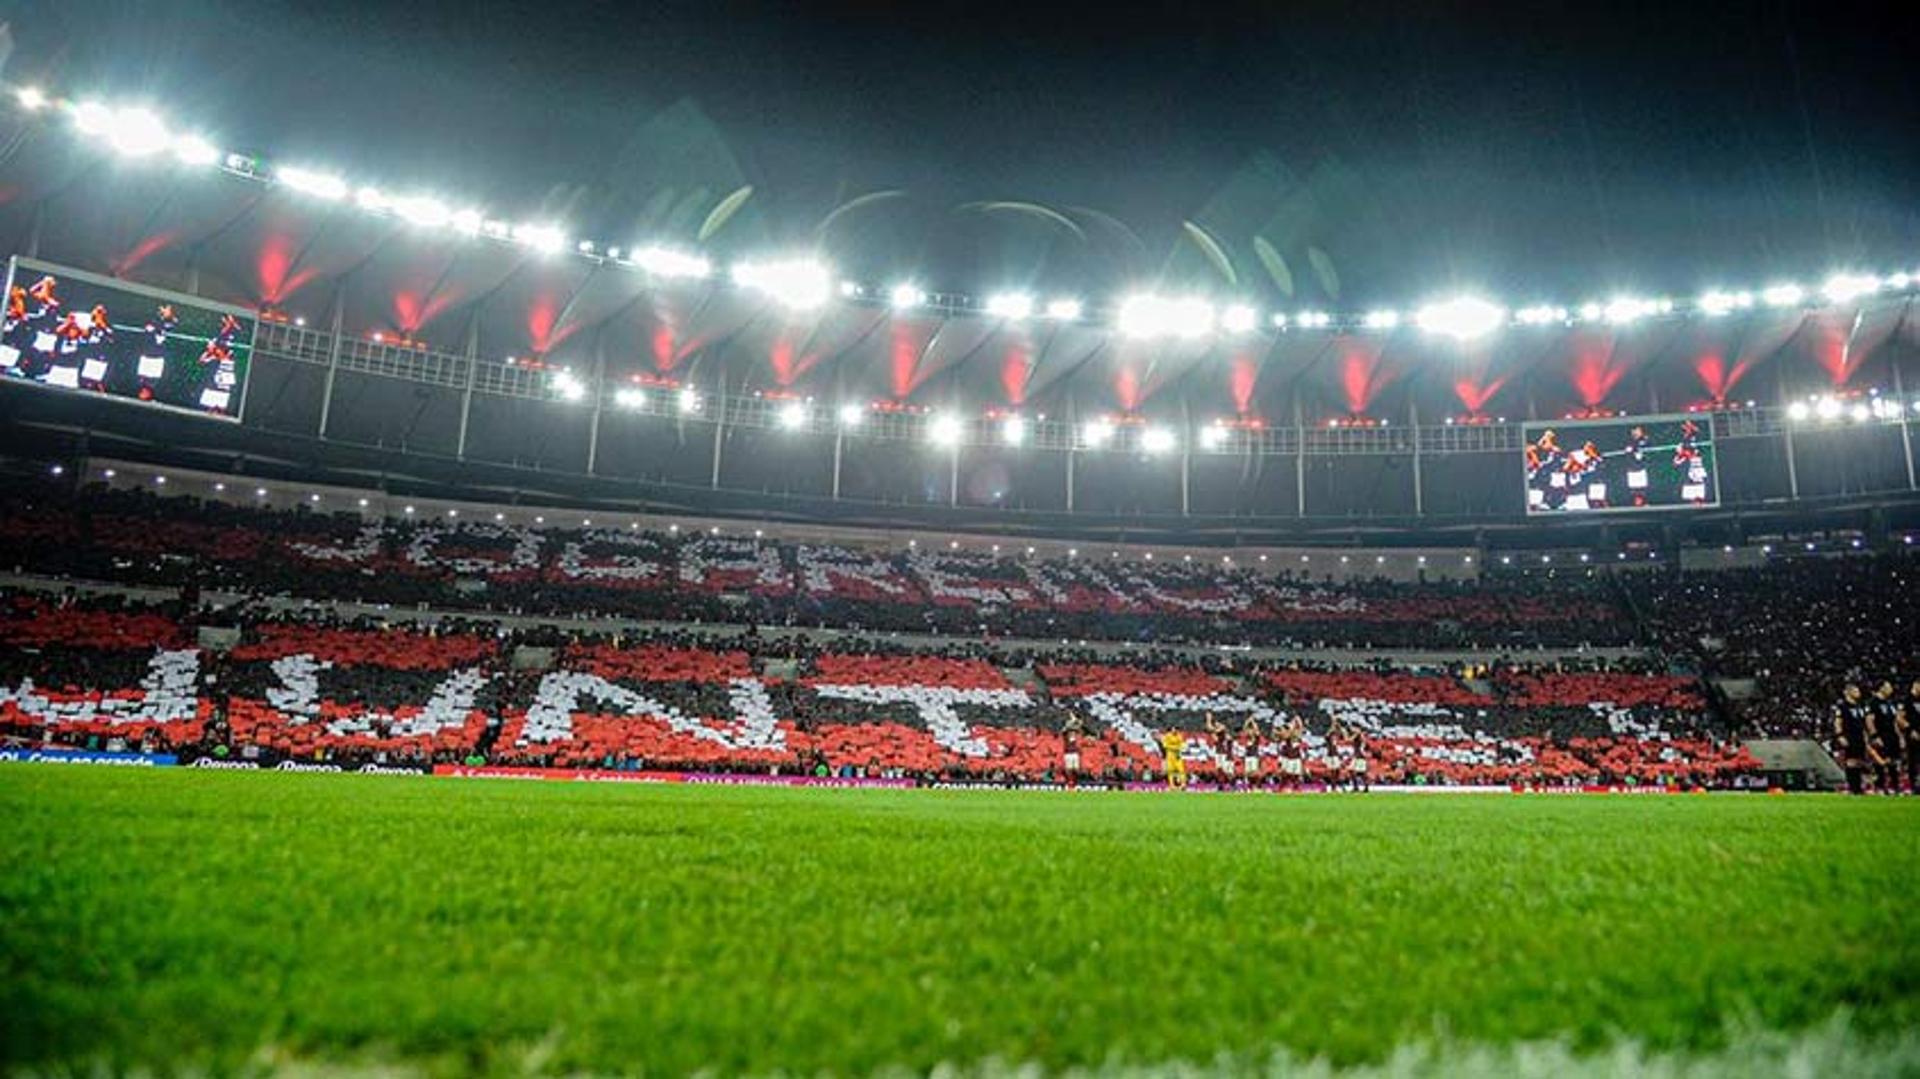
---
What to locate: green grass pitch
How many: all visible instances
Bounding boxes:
[2,770,1917,1076]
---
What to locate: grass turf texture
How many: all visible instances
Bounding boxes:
[1,771,1915,1076]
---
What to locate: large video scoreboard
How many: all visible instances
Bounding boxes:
[1,256,255,421]
[1522,414,1719,514]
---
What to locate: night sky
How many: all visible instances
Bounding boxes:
[6,0,1918,307]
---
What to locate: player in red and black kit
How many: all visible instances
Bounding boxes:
[1834,684,1873,795]
[1060,710,1085,784]
[1202,711,1229,783]
[1273,717,1306,791]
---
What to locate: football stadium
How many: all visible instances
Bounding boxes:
[1,5,1917,1076]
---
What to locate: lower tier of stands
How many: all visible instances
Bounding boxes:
[0,596,1762,787]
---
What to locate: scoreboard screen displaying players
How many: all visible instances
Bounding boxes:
[1522,414,1719,514]
[1,256,255,422]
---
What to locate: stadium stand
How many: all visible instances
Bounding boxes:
[0,482,1636,649]
[0,587,1762,787]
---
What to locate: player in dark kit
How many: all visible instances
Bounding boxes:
[1870,682,1907,794]
[1833,684,1873,795]
[1904,680,1920,795]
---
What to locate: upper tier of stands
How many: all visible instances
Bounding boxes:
[0,483,1634,650]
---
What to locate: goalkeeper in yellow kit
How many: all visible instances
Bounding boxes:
[1159,728,1188,790]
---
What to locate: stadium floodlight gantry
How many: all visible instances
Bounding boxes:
[1,84,1918,527]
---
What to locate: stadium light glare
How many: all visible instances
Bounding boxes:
[733,258,833,309]
[1220,304,1258,334]
[449,209,485,237]
[16,87,47,111]
[1139,426,1177,454]
[778,401,810,431]
[1786,401,1811,422]
[1761,283,1805,308]
[1118,294,1215,338]
[986,292,1034,320]
[1850,403,1872,423]
[927,413,964,447]
[392,194,452,229]
[1295,310,1331,329]
[889,283,926,309]
[1514,305,1565,326]
[71,100,115,136]
[1602,297,1657,324]
[1271,313,1289,329]
[837,403,866,427]
[677,387,701,414]
[613,387,647,409]
[99,105,167,156]
[1885,272,1911,290]
[1001,414,1027,446]
[1822,273,1879,304]
[1815,396,1842,420]
[277,165,349,201]
[1080,419,1115,449]
[631,245,711,279]
[513,223,567,255]
[552,373,586,402]
[1363,309,1400,330]
[1045,298,1083,321]
[1199,423,1227,450]
[172,134,220,167]
[1697,290,1752,317]
[356,187,389,211]
[1415,296,1506,340]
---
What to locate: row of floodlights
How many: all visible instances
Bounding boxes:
[17,87,1918,340]
[552,379,1261,453]
[1785,394,1920,424]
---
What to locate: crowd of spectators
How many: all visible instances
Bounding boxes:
[0,482,1637,650]
[1627,552,1918,739]
[0,588,1759,787]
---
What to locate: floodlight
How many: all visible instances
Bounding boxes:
[277,166,349,201]
[1045,298,1083,321]
[838,403,866,427]
[1139,426,1177,454]
[614,388,648,409]
[1220,304,1258,333]
[1363,309,1399,329]
[172,134,220,166]
[1080,419,1115,448]
[1415,296,1505,340]
[1761,283,1804,308]
[928,413,964,446]
[733,258,833,309]
[1001,415,1026,446]
[678,387,701,414]
[986,292,1034,320]
[632,246,711,279]
[1822,273,1879,304]
[1199,423,1227,450]
[889,284,926,309]
[1786,401,1810,422]
[513,223,567,255]
[778,401,809,430]
[16,87,47,111]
